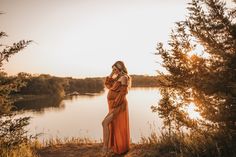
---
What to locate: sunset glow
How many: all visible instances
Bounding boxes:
[1,0,190,77]
[186,102,201,120]
[1,0,235,78]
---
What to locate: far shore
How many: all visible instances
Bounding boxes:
[11,86,160,102]
[10,91,104,102]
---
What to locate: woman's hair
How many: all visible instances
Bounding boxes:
[112,61,132,88]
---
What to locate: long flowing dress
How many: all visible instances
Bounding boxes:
[104,75,130,154]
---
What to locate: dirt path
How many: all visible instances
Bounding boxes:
[37,143,162,157]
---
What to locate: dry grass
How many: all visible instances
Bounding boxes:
[0,143,38,157]
[40,137,95,147]
[139,130,236,157]
[2,130,235,157]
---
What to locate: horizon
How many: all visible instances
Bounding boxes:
[5,71,159,79]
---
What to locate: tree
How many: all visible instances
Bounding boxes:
[0,15,32,156]
[153,0,236,133]
[0,34,32,115]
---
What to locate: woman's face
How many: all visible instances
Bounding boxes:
[112,66,120,74]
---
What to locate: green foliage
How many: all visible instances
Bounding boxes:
[65,77,104,94]
[0,32,32,115]
[0,72,29,114]
[12,74,104,99]
[152,88,198,134]
[0,115,30,150]
[153,0,236,156]
[155,0,236,132]
[0,20,33,156]
[130,75,160,87]
[15,74,68,98]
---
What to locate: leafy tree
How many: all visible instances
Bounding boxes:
[153,0,236,133]
[0,15,32,156]
[0,33,32,115]
[151,1,236,156]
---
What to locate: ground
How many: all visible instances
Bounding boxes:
[36,143,165,157]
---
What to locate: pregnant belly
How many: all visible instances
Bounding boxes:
[107,90,119,100]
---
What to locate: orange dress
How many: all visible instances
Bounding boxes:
[105,76,130,154]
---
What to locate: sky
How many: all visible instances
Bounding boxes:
[0,0,234,78]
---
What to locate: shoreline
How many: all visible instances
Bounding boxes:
[10,87,159,102]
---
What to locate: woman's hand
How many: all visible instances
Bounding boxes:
[109,70,115,78]
[110,70,119,79]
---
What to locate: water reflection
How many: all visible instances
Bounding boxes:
[65,91,105,100]
[13,97,64,114]
[15,88,162,143]
[13,91,106,114]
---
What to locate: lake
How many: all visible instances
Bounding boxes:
[15,88,163,143]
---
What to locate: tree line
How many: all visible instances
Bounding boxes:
[130,75,161,87]
[10,73,105,98]
[8,74,162,100]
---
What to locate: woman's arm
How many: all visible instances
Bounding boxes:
[105,69,119,89]
[112,76,128,109]
[104,76,114,89]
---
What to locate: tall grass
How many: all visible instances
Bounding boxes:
[0,137,97,157]
[139,129,236,157]
[41,137,96,147]
[2,130,234,157]
[0,142,38,157]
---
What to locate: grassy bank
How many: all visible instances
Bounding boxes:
[35,137,161,157]
[1,136,163,157]
[2,130,235,157]
[35,130,235,157]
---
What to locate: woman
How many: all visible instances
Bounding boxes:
[102,61,131,155]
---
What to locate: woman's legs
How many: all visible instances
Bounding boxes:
[102,112,114,150]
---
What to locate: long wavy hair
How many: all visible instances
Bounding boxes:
[112,61,132,88]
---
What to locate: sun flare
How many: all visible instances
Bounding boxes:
[185,103,201,120]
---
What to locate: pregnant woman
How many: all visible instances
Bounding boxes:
[102,61,131,155]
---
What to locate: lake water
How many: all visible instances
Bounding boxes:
[15,88,163,143]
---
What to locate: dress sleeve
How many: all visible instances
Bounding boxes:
[104,76,115,89]
[113,76,128,108]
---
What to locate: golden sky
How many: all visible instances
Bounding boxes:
[1,0,234,78]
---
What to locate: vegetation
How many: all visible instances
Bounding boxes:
[3,0,236,156]
[9,74,104,100]
[64,77,104,94]
[15,73,67,98]
[10,74,160,104]
[0,20,36,156]
[130,75,161,87]
[152,0,236,156]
